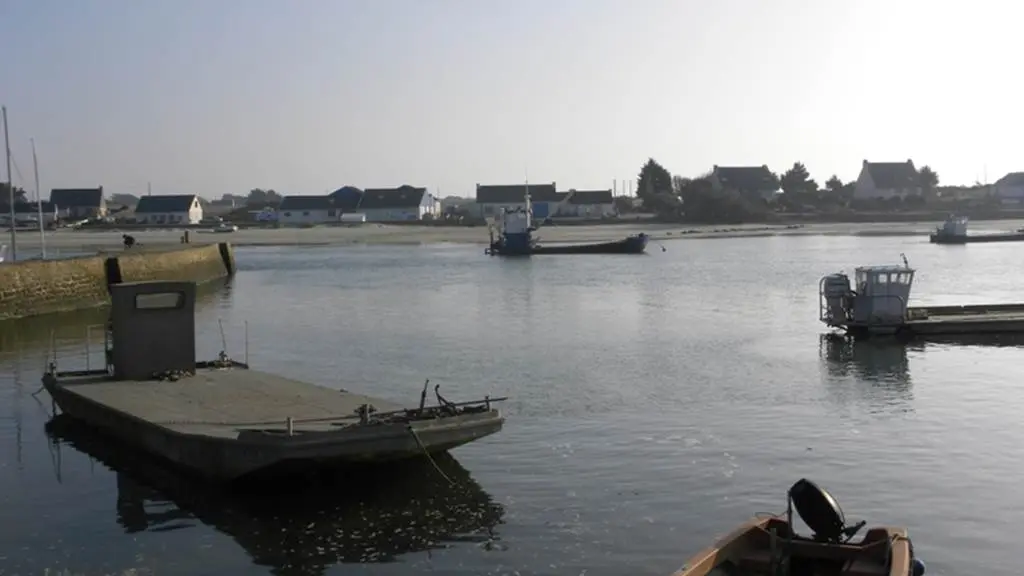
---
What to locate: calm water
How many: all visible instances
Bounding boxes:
[2,235,1024,575]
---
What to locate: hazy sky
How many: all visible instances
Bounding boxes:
[1,0,1019,199]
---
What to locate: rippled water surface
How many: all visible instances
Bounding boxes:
[2,234,1024,575]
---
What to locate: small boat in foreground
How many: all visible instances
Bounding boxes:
[671,479,925,576]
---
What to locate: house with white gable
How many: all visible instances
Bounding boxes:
[134,194,203,225]
[853,160,923,200]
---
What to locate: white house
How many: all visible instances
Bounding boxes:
[994,172,1024,204]
[558,190,616,218]
[475,183,559,219]
[708,165,781,202]
[134,194,203,225]
[359,185,436,222]
[277,195,342,225]
[853,160,922,200]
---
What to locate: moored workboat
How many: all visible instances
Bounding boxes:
[671,479,925,576]
[484,183,648,256]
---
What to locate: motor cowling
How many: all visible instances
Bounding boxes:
[821,274,852,324]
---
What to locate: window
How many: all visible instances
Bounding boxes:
[135,292,185,310]
[283,212,291,217]
[328,209,336,217]
[302,211,310,216]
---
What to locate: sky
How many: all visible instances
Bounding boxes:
[1,0,1020,200]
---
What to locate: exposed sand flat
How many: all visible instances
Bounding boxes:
[8,219,1024,252]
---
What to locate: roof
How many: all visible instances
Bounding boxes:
[328,186,363,211]
[476,183,558,203]
[863,160,919,189]
[712,166,779,191]
[278,195,335,211]
[50,187,103,208]
[135,194,198,213]
[996,172,1024,187]
[359,185,428,209]
[0,201,57,214]
[564,190,614,205]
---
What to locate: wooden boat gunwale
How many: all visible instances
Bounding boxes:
[670,516,913,576]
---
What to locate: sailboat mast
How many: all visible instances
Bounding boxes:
[3,105,15,261]
[31,138,45,259]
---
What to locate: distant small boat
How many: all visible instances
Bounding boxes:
[930,214,1024,244]
[670,479,925,576]
[490,233,648,256]
[485,183,648,256]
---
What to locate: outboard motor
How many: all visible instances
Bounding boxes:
[820,273,852,325]
[789,479,863,543]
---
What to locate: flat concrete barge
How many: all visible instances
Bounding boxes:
[820,258,1024,340]
[930,232,1024,244]
[42,281,505,481]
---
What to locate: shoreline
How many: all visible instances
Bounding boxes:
[4,218,1024,252]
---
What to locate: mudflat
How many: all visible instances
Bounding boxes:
[8,219,1024,252]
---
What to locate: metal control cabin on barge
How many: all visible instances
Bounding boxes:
[41,280,506,481]
[820,257,1024,340]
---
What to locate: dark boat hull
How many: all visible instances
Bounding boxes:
[489,235,648,256]
[930,233,1024,244]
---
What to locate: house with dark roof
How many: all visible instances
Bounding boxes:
[708,166,781,202]
[475,183,558,219]
[994,172,1024,203]
[0,201,60,226]
[328,186,364,212]
[49,187,106,219]
[134,194,203,225]
[556,189,616,218]
[359,185,437,222]
[278,195,341,225]
[854,160,922,200]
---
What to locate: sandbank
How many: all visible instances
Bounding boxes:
[5,219,1024,254]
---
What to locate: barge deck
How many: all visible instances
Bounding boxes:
[43,280,506,481]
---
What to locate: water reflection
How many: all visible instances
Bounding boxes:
[818,336,914,414]
[45,415,505,575]
[0,277,233,356]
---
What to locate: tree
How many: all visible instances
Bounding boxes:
[636,158,673,202]
[0,182,27,203]
[918,165,939,189]
[109,193,139,206]
[246,188,282,206]
[825,175,843,193]
[780,162,818,195]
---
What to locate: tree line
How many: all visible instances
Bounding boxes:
[0,183,28,204]
[635,158,943,223]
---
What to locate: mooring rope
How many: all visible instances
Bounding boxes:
[406,424,454,486]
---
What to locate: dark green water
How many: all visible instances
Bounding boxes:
[2,236,1023,575]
